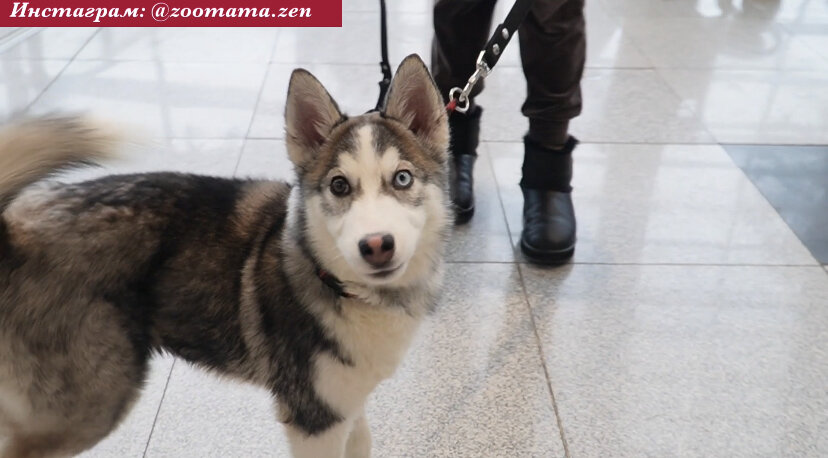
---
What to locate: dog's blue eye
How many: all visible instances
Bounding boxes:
[330,176,350,197]
[393,170,413,190]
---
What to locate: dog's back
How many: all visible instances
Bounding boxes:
[0,117,292,457]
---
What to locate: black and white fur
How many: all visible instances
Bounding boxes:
[0,54,451,458]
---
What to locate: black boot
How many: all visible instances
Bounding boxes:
[519,135,578,264]
[448,106,482,225]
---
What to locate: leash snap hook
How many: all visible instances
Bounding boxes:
[447,52,492,114]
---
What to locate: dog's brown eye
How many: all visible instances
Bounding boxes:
[330,176,351,197]
[393,170,413,190]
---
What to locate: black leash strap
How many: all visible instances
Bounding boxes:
[447,0,536,113]
[482,0,535,70]
[375,0,392,111]
[372,0,535,113]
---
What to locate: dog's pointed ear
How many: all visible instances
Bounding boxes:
[285,69,343,165]
[384,54,449,154]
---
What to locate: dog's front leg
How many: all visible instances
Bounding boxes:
[284,420,351,458]
[345,409,371,458]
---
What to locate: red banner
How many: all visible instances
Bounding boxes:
[2,0,341,26]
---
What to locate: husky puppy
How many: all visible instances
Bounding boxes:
[0,54,451,458]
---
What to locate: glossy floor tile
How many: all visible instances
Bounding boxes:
[447,149,515,263]
[731,0,828,26]
[492,0,651,69]
[579,8,652,69]
[0,59,68,118]
[793,31,828,63]
[595,0,736,18]
[233,138,295,181]
[476,68,715,144]
[29,59,269,138]
[61,138,243,184]
[249,63,381,139]
[343,0,430,14]
[271,12,431,66]
[0,28,98,60]
[365,263,566,458]
[144,361,291,457]
[660,68,828,144]
[140,263,565,457]
[76,28,279,63]
[522,263,828,458]
[490,141,817,265]
[725,144,828,263]
[622,16,828,70]
[596,0,827,22]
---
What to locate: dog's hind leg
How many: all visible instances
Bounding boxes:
[0,300,149,458]
[0,405,133,458]
[0,404,135,458]
[1,431,75,458]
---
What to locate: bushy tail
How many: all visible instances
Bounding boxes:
[0,114,122,213]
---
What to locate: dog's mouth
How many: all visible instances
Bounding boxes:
[368,263,403,279]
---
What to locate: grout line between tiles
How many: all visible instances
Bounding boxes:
[516,262,571,458]
[484,147,520,250]
[142,359,176,458]
[484,147,570,456]
[267,61,394,67]
[232,36,281,177]
[22,28,101,114]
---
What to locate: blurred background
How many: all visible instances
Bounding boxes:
[1,0,827,456]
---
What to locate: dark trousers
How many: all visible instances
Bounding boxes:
[432,0,586,146]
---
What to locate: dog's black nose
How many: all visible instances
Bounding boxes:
[358,233,395,267]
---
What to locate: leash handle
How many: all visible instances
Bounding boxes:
[447,0,536,114]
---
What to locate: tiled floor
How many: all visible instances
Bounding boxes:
[2,1,828,455]
[724,144,828,264]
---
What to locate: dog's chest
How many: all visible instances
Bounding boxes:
[341,305,418,370]
[313,304,421,416]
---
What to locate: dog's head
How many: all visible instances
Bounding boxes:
[285,54,451,288]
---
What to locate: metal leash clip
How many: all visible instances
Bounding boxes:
[448,51,492,113]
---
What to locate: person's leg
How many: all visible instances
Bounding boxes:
[432,0,497,224]
[517,0,586,263]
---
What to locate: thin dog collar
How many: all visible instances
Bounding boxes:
[316,267,355,299]
[298,236,355,299]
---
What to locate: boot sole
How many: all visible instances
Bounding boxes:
[520,238,575,265]
[454,205,475,225]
